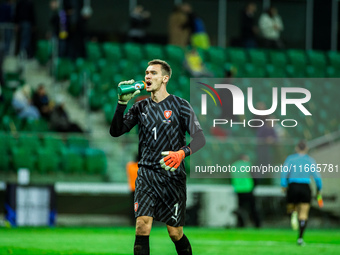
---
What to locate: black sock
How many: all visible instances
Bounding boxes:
[134,235,150,255]
[173,234,192,255]
[298,220,308,239]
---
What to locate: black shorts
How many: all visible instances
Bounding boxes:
[287,183,311,204]
[134,166,186,227]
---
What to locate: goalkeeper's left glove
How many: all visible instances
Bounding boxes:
[117,79,140,105]
[159,150,185,172]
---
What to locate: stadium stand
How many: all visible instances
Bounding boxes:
[1,40,340,185]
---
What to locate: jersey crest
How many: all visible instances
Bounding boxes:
[164,110,172,119]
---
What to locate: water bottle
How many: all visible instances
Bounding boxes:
[118,81,146,95]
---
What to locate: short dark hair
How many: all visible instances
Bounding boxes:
[297,140,307,151]
[148,59,172,78]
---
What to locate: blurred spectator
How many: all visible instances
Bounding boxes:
[168,3,191,47]
[231,154,261,228]
[258,6,284,49]
[183,48,213,77]
[50,95,83,133]
[12,84,40,120]
[0,43,4,91]
[240,2,258,48]
[69,0,92,59]
[190,13,210,50]
[126,155,139,225]
[50,0,63,55]
[32,84,53,120]
[50,0,72,58]
[0,0,15,55]
[14,0,36,58]
[127,5,150,43]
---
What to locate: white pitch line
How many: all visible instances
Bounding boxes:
[194,240,340,248]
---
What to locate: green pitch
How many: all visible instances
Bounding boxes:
[1,227,339,255]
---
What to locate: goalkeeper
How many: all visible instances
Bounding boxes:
[110,59,205,255]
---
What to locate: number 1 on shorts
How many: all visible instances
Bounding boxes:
[174,203,178,216]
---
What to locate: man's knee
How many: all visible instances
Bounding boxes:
[135,217,152,235]
[167,227,183,242]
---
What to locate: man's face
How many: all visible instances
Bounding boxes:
[144,64,168,93]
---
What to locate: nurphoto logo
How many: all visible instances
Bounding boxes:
[197,81,311,128]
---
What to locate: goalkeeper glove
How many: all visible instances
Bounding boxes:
[118,79,140,105]
[159,150,185,172]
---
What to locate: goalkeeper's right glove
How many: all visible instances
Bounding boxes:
[118,79,140,105]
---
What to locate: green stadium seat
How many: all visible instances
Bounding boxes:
[0,151,10,172]
[120,59,141,80]
[36,148,60,173]
[1,87,14,109]
[0,133,14,171]
[17,133,41,152]
[86,42,102,61]
[68,73,83,97]
[205,63,225,77]
[91,72,102,90]
[54,58,75,80]
[268,50,288,68]
[166,60,183,81]
[21,118,50,132]
[43,135,66,154]
[227,48,248,66]
[4,72,24,88]
[206,46,227,66]
[103,103,115,124]
[102,42,123,62]
[123,43,144,61]
[1,115,23,132]
[144,44,165,60]
[167,80,183,99]
[248,49,267,68]
[75,58,97,74]
[266,64,287,78]
[84,148,107,174]
[305,65,326,78]
[89,90,105,110]
[97,58,107,71]
[327,51,340,69]
[177,75,190,100]
[306,50,327,69]
[196,48,208,63]
[12,146,36,172]
[0,104,5,119]
[1,132,18,149]
[285,65,305,78]
[286,49,308,70]
[0,132,9,151]
[164,45,185,65]
[243,63,266,77]
[99,62,120,83]
[36,40,51,65]
[61,148,84,173]
[91,73,111,94]
[105,89,118,104]
[67,135,90,149]
[326,66,340,78]
[112,74,124,88]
